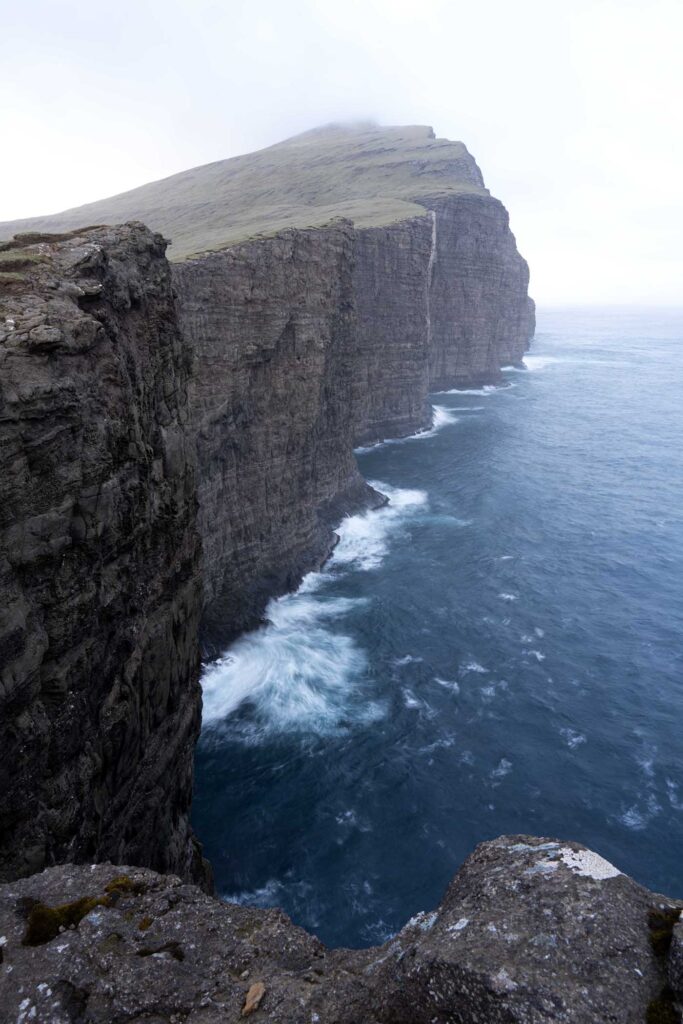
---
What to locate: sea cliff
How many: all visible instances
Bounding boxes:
[173,221,379,648]
[5,127,645,1021]
[0,127,535,888]
[0,225,207,887]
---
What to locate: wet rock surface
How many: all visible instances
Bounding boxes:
[0,225,207,887]
[0,837,679,1023]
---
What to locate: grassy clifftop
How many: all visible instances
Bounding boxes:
[0,124,487,260]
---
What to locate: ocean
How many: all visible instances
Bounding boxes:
[193,307,683,948]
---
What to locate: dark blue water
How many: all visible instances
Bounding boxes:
[193,308,683,948]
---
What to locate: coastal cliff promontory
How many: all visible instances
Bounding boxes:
[2,123,681,1023]
[0,125,534,911]
[0,125,534,644]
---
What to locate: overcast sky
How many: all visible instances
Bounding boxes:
[2,0,681,304]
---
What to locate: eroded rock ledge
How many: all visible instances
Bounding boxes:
[1,836,681,1023]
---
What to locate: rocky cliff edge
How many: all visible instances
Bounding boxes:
[0,836,681,1023]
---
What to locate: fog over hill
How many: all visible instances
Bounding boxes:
[0,124,488,260]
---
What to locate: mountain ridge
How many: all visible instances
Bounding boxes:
[0,123,489,259]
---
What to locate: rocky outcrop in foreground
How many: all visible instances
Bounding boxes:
[0,225,207,887]
[1,836,681,1023]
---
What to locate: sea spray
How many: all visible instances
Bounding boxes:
[201,483,428,735]
[354,406,457,454]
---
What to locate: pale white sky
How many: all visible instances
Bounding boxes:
[2,0,681,304]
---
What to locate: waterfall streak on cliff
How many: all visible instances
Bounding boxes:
[425,210,437,347]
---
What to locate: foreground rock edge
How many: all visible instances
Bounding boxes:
[1,835,681,1023]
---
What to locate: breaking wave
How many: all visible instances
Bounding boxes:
[332,482,427,571]
[201,483,427,736]
[354,405,457,453]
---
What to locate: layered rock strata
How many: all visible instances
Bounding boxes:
[351,215,434,446]
[0,225,207,886]
[423,194,535,390]
[172,222,379,647]
[1,836,680,1023]
[0,191,534,887]
[174,197,533,639]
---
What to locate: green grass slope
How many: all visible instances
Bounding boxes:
[0,123,487,261]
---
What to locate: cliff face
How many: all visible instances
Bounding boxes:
[173,222,379,647]
[424,194,535,390]
[1,836,679,1023]
[0,126,536,916]
[170,191,532,643]
[0,225,207,886]
[351,215,433,445]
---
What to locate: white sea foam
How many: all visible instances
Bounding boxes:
[619,792,661,831]
[416,405,459,436]
[225,877,317,913]
[201,592,381,735]
[637,747,656,778]
[332,482,427,571]
[354,405,457,453]
[519,355,561,371]
[420,734,457,754]
[434,384,499,396]
[461,660,489,674]
[201,483,426,734]
[620,806,647,830]
[434,677,460,694]
[491,758,513,780]
[666,779,683,810]
[559,728,587,750]
[509,354,629,373]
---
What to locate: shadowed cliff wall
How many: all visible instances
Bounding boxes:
[173,221,379,649]
[0,224,207,886]
[176,195,533,647]
[0,182,534,887]
[424,194,535,389]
